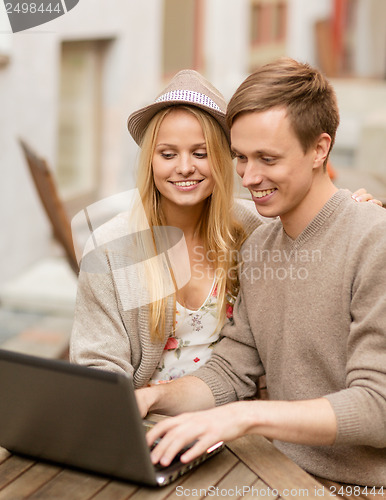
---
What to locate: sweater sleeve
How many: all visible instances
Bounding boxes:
[69,255,135,377]
[192,286,265,406]
[324,217,386,447]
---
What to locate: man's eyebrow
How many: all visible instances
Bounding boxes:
[231,147,281,157]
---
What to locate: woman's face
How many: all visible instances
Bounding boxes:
[152,109,215,211]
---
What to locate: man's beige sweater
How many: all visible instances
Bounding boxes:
[194,190,386,487]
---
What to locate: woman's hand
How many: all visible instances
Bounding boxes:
[352,188,383,206]
[135,376,215,418]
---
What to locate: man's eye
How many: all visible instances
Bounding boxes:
[262,157,275,164]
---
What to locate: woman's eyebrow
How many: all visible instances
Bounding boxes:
[155,142,207,148]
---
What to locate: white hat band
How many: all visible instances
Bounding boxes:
[155,90,222,112]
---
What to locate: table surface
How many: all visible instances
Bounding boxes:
[0,435,330,500]
[0,411,383,500]
[4,431,383,500]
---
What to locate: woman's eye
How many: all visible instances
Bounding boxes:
[194,152,207,159]
[235,154,247,162]
[161,152,175,159]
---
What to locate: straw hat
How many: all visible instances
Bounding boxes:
[127,69,229,145]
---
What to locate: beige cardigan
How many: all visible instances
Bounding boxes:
[70,198,263,388]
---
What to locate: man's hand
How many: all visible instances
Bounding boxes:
[146,402,249,466]
[145,398,337,467]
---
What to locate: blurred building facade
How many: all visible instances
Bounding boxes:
[0,0,385,285]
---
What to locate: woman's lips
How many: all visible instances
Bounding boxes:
[169,179,204,191]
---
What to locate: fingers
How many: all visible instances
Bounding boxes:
[146,413,223,467]
[352,188,366,198]
[352,190,372,202]
[352,192,383,206]
[146,416,178,448]
[147,415,201,466]
[145,404,244,467]
[354,193,372,202]
[179,437,221,464]
[369,198,383,206]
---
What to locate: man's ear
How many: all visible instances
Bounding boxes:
[313,133,332,169]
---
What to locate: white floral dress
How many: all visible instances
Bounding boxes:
[148,283,233,385]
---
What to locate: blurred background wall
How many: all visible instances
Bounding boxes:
[0,0,386,287]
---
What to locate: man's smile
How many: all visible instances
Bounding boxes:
[251,188,277,199]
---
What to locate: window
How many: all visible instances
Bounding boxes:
[249,0,287,70]
[0,7,11,68]
[162,0,204,78]
[56,40,108,207]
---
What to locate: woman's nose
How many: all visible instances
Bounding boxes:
[175,155,196,176]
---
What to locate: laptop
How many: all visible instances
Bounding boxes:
[0,348,224,486]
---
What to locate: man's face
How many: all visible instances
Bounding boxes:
[231,108,318,223]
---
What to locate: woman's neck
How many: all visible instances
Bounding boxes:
[161,200,207,241]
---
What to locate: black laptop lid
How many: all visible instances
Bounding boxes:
[0,349,157,485]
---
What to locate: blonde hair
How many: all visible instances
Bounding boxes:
[134,106,246,341]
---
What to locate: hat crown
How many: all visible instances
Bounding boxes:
[127,69,229,146]
[155,70,226,114]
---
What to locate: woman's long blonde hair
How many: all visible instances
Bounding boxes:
[134,105,246,341]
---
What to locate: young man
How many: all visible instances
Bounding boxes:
[136,58,386,487]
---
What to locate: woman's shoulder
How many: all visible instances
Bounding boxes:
[94,211,132,240]
[232,197,269,236]
[81,211,133,258]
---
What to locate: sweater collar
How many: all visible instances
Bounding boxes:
[282,189,350,248]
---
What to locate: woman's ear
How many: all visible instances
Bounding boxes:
[313,133,332,169]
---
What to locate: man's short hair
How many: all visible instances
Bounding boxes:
[227,58,340,157]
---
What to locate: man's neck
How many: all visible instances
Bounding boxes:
[281,177,338,240]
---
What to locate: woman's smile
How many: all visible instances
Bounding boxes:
[169,179,204,190]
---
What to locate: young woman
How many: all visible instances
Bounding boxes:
[70,70,262,387]
[70,69,379,388]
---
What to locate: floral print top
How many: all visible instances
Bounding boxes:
[148,282,233,385]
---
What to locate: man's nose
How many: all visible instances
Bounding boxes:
[240,161,263,189]
[176,154,196,176]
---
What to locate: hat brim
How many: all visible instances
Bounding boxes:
[127,100,229,146]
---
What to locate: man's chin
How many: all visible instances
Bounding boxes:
[252,203,280,219]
